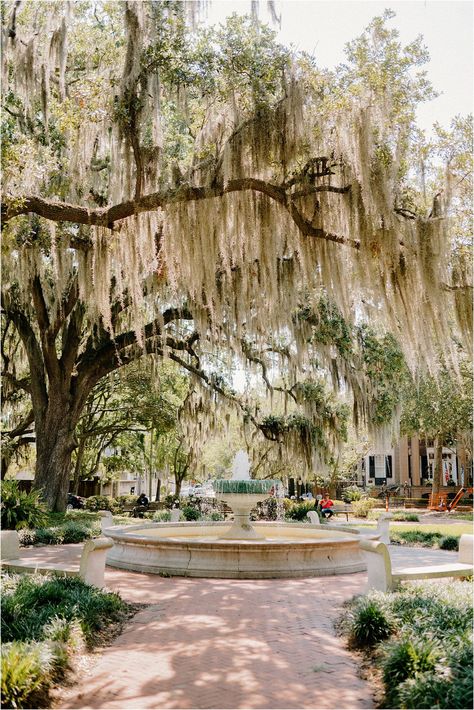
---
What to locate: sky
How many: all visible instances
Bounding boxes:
[206,0,473,134]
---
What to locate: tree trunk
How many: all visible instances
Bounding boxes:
[432,437,444,496]
[33,402,78,512]
[72,437,86,495]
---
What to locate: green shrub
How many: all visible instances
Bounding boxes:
[18,520,98,547]
[342,582,473,709]
[43,617,84,680]
[392,511,420,522]
[153,510,171,522]
[181,505,200,521]
[439,534,459,551]
[285,500,316,521]
[349,597,395,647]
[351,497,378,518]
[1,574,127,647]
[114,494,137,510]
[341,485,364,503]
[397,636,473,710]
[390,529,443,547]
[1,481,47,531]
[163,494,181,509]
[1,640,53,709]
[382,638,440,706]
[209,511,224,521]
[84,495,117,513]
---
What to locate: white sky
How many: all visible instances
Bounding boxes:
[206,0,474,134]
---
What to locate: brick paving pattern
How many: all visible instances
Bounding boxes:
[58,569,372,709]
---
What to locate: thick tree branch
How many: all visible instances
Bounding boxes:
[2,179,357,248]
[31,276,61,383]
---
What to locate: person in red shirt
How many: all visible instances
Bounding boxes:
[320,493,334,518]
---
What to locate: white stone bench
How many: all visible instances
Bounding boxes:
[307,511,392,544]
[360,534,473,592]
[1,531,113,588]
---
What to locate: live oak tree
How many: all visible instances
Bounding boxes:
[1,3,471,510]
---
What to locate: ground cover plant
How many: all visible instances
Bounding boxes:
[342,580,473,708]
[389,522,471,549]
[1,573,131,709]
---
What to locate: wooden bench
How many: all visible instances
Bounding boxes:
[328,504,353,521]
[1,531,113,588]
[360,535,473,592]
[121,501,165,516]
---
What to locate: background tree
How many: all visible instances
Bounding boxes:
[401,362,473,494]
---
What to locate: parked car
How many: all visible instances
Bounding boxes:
[67,493,85,510]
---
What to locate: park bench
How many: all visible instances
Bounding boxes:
[359,534,473,592]
[120,501,165,516]
[326,504,353,521]
[1,530,113,588]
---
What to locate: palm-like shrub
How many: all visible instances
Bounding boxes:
[1,641,53,709]
[0,481,47,530]
[351,497,378,518]
[349,597,395,647]
[285,500,316,520]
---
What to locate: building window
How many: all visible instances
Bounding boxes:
[385,455,393,478]
[369,456,375,478]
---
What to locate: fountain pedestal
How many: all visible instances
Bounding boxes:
[217,494,269,539]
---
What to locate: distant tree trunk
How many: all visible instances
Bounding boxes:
[432,437,444,495]
[72,437,86,494]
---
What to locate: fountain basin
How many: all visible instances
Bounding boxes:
[105,521,374,578]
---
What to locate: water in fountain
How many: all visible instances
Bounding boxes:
[231,450,251,480]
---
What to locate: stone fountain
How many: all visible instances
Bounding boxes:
[214,450,279,540]
[104,451,377,578]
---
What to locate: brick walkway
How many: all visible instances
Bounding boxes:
[57,568,372,710]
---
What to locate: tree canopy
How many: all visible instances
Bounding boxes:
[1,2,471,509]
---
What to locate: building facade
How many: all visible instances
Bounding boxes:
[358,435,472,490]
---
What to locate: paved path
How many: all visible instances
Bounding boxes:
[57,568,372,710]
[18,543,455,710]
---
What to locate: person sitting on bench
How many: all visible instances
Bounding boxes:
[133,493,149,518]
[320,493,334,518]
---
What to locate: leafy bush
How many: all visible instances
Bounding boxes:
[114,494,137,509]
[209,511,224,521]
[1,481,47,530]
[390,530,443,547]
[351,497,378,518]
[1,640,53,709]
[348,596,395,647]
[285,500,316,521]
[342,581,473,709]
[397,635,473,710]
[439,534,459,551]
[382,638,440,706]
[152,510,171,522]
[42,617,84,681]
[163,494,181,509]
[341,485,364,503]
[18,520,99,547]
[181,505,200,521]
[84,495,118,513]
[391,511,419,522]
[1,574,127,647]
